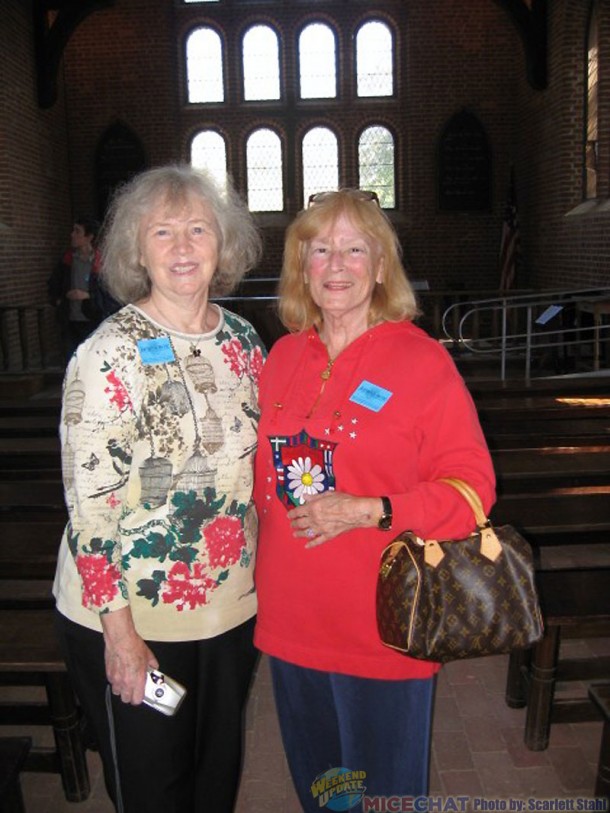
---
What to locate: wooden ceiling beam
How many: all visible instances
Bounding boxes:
[493,0,548,90]
[32,0,115,108]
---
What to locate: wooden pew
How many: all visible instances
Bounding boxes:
[0,609,89,801]
[491,480,610,752]
[0,437,60,469]
[492,445,610,491]
[467,375,610,400]
[588,683,610,800]
[0,417,58,438]
[506,568,610,751]
[491,485,610,547]
[0,521,65,580]
[0,400,60,418]
[0,736,31,813]
[0,410,86,800]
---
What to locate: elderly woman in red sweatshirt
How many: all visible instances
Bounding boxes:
[253,189,495,810]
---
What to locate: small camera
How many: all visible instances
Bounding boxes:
[143,669,187,716]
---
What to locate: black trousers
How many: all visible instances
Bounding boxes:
[55,610,258,813]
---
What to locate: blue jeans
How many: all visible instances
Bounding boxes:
[270,657,435,812]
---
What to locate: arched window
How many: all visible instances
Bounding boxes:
[186,27,224,103]
[246,128,284,212]
[302,127,339,206]
[243,25,280,101]
[299,23,337,99]
[95,122,146,220]
[358,125,395,208]
[190,130,227,191]
[356,20,393,97]
[437,110,491,212]
[585,0,599,199]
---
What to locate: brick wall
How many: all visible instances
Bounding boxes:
[1,0,608,334]
[0,1,71,307]
[513,0,610,291]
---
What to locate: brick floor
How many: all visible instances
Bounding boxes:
[15,642,605,813]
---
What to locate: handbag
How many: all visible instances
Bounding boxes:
[376,477,544,663]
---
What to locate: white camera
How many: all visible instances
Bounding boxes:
[143,669,187,716]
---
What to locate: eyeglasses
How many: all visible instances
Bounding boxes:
[307,189,380,208]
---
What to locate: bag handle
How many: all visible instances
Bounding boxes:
[438,477,487,525]
[437,477,502,561]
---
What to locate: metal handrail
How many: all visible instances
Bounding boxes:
[441,287,610,381]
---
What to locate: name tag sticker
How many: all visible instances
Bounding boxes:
[137,337,175,365]
[349,380,393,412]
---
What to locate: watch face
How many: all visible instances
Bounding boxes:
[379,497,393,530]
[378,513,392,530]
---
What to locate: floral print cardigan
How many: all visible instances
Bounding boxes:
[53,304,265,642]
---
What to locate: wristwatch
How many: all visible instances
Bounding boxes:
[378,496,393,531]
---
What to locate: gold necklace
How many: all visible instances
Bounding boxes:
[320,356,335,380]
[308,351,335,418]
[148,301,209,356]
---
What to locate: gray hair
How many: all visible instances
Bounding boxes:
[100,165,262,303]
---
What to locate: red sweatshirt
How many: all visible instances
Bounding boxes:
[253,320,496,680]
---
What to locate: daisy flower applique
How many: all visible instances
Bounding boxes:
[287,456,325,504]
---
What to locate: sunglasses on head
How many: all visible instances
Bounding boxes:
[307,189,380,208]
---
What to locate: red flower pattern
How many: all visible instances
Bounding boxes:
[104,370,133,413]
[161,561,217,611]
[205,515,245,569]
[248,346,264,386]
[222,338,249,378]
[106,492,120,509]
[76,554,121,608]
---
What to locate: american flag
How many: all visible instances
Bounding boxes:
[498,171,521,292]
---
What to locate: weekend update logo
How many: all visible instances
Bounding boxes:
[311,767,367,810]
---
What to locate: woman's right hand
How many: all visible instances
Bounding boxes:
[100,607,159,705]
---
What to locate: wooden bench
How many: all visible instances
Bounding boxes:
[0,480,65,511]
[492,445,610,491]
[0,520,66,580]
[0,416,59,438]
[505,567,610,751]
[491,486,610,547]
[0,580,54,610]
[0,456,80,800]
[0,400,60,418]
[0,737,31,813]
[476,395,610,450]
[486,454,610,754]
[589,683,610,801]
[0,609,89,801]
[0,437,60,469]
[467,376,610,399]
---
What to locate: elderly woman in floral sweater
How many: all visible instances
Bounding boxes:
[53,165,265,813]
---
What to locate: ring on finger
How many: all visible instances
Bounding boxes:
[306,528,315,538]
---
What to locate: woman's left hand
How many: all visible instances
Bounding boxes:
[287,491,381,548]
[101,607,159,705]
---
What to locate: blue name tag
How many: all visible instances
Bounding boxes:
[137,337,175,365]
[349,380,393,412]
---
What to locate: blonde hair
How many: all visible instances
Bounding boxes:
[278,190,419,332]
[100,165,262,304]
